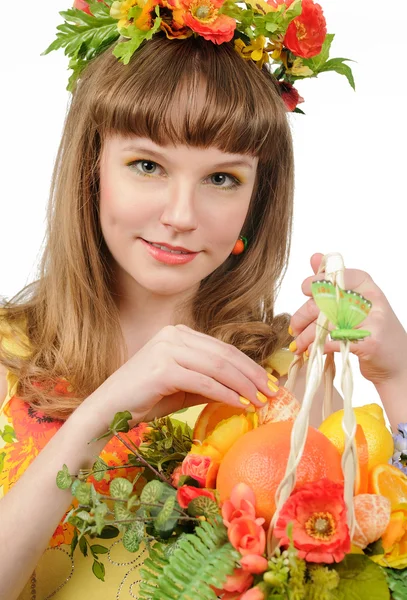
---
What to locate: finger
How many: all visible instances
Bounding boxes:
[310,253,324,275]
[289,298,319,337]
[171,344,276,409]
[290,319,335,356]
[174,324,279,399]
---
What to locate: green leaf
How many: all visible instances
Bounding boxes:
[172,408,188,414]
[123,521,145,553]
[319,58,356,90]
[332,555,390,600]
[127,495,141,511]
[140,480,165,504]
[94,503,109,535]
[177,475,201,488]
[90,544,109,557]
[303,33,335,72]
[114,501,132,524]
[92,457,108,482]
[382,567,407,600]
[113,9,162,65]
[155,496,176,529]
[139,518,239,600]
[92,559,106,582]
[110,411,133,434]
[364,538,385,557]
[97,525,120,539]
[70,530,79,557]
[73,482,92,504]
[79,536,88,557]
[56,464,73,490]
[110,477,133,500]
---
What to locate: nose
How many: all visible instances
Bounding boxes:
[159,178,199,233]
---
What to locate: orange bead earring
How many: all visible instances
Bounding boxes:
[231,236,248,255]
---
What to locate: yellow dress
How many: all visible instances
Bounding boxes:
[0,327,293,599]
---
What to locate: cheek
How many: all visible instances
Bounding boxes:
[99,174,147,233]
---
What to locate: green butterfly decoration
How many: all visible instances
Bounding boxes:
[311,280,372,341]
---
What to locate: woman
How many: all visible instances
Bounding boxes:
[1,14,406,600]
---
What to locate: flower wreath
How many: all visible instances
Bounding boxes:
[44,0,354,111]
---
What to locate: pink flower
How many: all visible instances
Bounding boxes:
[171,465,183,487]
[228,516,266,557]
[176,485,216,509]
[222,483,257,526]
[180,454,218,488]
[241,588,266,600]
[240,554,268,574]
[215,568,253,594]
[274,479,351,563]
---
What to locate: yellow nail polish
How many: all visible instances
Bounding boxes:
[267,372,279,383]
[239,396,251,406]
[288,325,294,336]
[267,380,279,393]
[305,349,309,358]
[256,391,268,404]
[289,340,297,353]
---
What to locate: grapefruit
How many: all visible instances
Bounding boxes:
[216,421,343,525]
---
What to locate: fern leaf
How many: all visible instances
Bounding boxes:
[139,519,240,600]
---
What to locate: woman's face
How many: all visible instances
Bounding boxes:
[99,134,258,299]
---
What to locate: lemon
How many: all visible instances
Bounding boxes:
[319,405,393,472]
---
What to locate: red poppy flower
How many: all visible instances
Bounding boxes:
[284,0,327,59]
[274,479,351,563]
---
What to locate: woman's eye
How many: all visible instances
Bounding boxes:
[128,160,165,177]
[206,173,242,190]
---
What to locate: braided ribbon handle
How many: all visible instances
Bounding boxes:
[268,253,358,549]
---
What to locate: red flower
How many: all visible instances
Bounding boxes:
[284,0,327,58]
[213,568,253,595]
[278,81,304,112]
[176,485,216,509]
[274,479,351,563]
[181,0,236,44]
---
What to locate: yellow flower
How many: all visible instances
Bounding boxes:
[285,56,314,77]
[110,0,139,29]
[234,36,272,69]
[371,505,407,569]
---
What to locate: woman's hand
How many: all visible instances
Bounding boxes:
[288,253,407,387]
[83,324,279,430]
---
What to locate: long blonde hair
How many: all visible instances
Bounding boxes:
[0,35,294,418]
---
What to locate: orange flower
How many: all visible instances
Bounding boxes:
[228,516,266,557]
[240,554,268,574]
[283,0,327,58]
[214,568,253,595]
[176,485,216,509]
[4,395,62,446]
[181,0,235,44]
[274,479,350,563]
[136,0,191,38]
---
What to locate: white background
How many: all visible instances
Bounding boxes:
[0,1,406,414]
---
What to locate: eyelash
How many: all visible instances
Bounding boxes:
[127,159,243,191]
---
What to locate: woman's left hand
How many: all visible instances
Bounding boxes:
[288,253,407,387]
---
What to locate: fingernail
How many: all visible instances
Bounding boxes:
[289,341,297,353]
[288,325,294,336]
[305,349,309,358]
[239,396,251,406]
[245,404,256,413]
[267,373,279,383]
[267,380,279,393]
[256,391,268,404]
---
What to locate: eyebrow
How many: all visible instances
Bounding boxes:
[122,145,254,170]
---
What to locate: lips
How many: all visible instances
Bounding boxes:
[143,239,195,254]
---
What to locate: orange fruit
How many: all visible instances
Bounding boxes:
[368,464,407,509]
[193,403,246,443]
[352,494,391,549]
[193,387,300,443]
[354,425,369,495]
[216,421,343,526]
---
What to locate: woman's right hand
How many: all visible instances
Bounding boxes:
[83,325,279,431]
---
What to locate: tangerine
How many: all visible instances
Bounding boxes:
[352,494,391,549]
[368,463,407,509]
[216,421,343,526]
